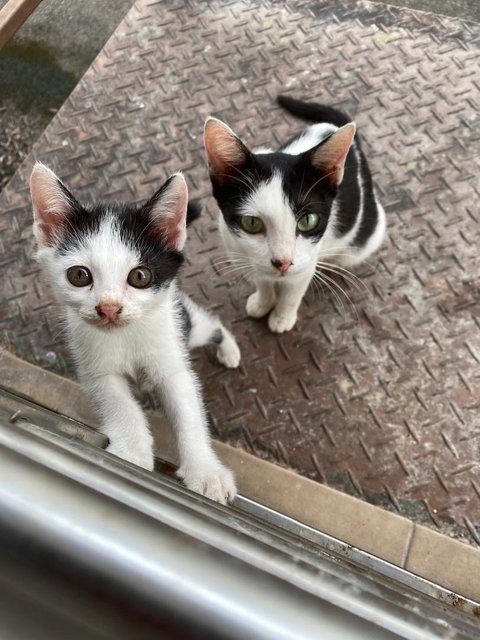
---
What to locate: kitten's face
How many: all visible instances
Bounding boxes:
[30,164,188,329]
[204,118,354,279]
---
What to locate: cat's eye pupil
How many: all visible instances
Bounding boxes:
[297,212,320,232]
[66,266,92,287]
[127,267,152,289]
[240,215,263,234]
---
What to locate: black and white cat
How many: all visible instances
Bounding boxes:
[204,96,386,333]
[30,163,240,503]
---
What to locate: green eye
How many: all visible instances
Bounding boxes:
[297,212,320,233]
[239,216,264,234]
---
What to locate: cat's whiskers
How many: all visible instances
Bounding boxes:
[313,270,359,321]
[213,257,254,271]
[312,272,346,316]
[316,246,376,266]
[215,264,252,277]
[316,261,369,295]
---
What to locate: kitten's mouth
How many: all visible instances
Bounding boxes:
[83,316,128,329]
[100,318,123,328]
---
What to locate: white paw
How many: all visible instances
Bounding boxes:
[107,438,154,471]
[177,461,237,505]
[246,290,276,318]
[216,334,241,368]
[268,309,298,333]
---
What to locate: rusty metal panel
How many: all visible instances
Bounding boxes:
[0,0,479,543]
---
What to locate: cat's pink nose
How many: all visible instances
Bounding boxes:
[271,258,293,276]
[95,303,123,324]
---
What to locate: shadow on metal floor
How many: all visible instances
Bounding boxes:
[0,0,479,544]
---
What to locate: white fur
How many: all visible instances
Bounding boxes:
[219,123,386,333]
[281,122,336,155]
[35,201,240,504]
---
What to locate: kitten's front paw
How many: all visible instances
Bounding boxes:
[216,333,241,369]
[177,461,237,505]
[246,290,276,318]
[268,308,298,333]
[107,439,154,471]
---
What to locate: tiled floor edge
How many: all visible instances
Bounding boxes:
[1,350,479,602]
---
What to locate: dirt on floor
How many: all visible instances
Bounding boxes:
[0,0,134,191]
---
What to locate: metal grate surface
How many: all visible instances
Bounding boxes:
[0,0,479,542]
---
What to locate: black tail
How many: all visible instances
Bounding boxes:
[186,200,201,226]
[277,95,351,128]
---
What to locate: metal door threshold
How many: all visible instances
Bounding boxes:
[0,389,478,639]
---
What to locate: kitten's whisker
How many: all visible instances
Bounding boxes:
[313,272,346,316]
[216,265,252,277]
[315,271,359,321]
[213,259,250,270]
[316,249,376,269]
[315,269,365,302]
[316,262,369,294]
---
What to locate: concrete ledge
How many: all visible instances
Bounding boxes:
[1,349,479,602]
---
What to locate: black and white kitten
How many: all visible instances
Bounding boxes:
[204,96,386,333]
[30,163,240,503]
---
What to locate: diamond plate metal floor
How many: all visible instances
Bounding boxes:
[1,0,479,543]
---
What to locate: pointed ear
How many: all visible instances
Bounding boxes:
[204,117,250,178]
[30,162,77,246]
[143,173,188,251]
[309,123,356,187]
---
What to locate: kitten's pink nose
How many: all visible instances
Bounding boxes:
[95,303,123,324]
[271,258,293,276]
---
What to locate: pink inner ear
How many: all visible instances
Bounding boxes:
[204,118,247,176]
[149,175,188,251]
[311,123,356,186]
[30,164,72,246]
[161,216,186,251]
[38,220,61,246]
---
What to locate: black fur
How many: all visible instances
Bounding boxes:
[277,94,351,127]
[186,200,202,226]
[56,179,185,291]
[176,298,192,341]
[209,328,223,345]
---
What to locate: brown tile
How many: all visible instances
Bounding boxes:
[218,442,414,566]
[0,351,95,423]
[406,525,480,602]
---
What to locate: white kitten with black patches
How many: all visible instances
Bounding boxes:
[204,96,386,333]
[30,163,240,504]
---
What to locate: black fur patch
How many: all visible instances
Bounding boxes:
[186,200,202,226]
[277,94,351,127]
[351,149,379,248]
[176,298,192,342]
[209,154,273,235]
[209,328,223,345]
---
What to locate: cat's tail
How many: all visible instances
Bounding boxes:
[186,200,202,226]
[277,95,351,128]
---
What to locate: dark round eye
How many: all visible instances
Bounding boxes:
[66,266,92,287]
[297,212,320,233]
[127,267,153,289]
[239,215,264,234]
